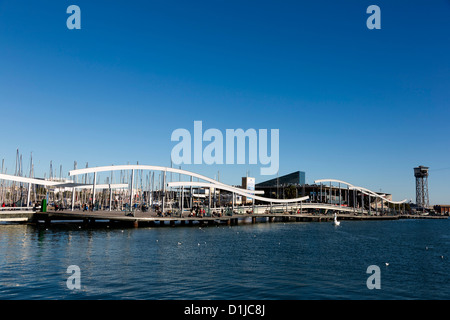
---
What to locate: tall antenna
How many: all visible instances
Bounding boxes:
[414,166,429,210]
[19,153,23,177]
[14,149,19,176]
[49,161,53,180]
[29,153,33,178]
[84,162,88,184]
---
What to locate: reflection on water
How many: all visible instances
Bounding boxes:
[0,219,448,299]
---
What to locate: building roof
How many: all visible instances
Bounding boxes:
[256,171,305,187]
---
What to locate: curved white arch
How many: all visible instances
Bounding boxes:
[69,165,265,195]
[168,181,309,204]
[0,173,129,190]
[354,186,406,205]
[0,173,64,186]
[169,181,266,198]
[73,183,129,190]
[314,179,356,188]
[314,179,407,204]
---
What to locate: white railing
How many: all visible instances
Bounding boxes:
[0,207,36,211]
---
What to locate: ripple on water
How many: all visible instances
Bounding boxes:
[0,220,448,299]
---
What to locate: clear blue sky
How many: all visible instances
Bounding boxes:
[0,0,449,204]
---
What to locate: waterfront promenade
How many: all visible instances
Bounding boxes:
[1,164,446,228]
[1,205,447,227]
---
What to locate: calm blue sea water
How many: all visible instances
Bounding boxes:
[0,219,449,300]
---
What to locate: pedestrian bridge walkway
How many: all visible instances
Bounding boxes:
[2,203,444,226]
[0,164,414,225]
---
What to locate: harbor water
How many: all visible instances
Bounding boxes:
[0,219,449,299]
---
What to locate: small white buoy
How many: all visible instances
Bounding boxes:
[178,242,182,245]
[385,262,389,266]
[440,256,444,259]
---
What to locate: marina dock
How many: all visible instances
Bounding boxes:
[1,164,447,229]
[1,207,447,228]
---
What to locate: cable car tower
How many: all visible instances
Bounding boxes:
[414,166,429,211]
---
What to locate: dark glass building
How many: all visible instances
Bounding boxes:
[255,171,305,188]
[255,171,306,200]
